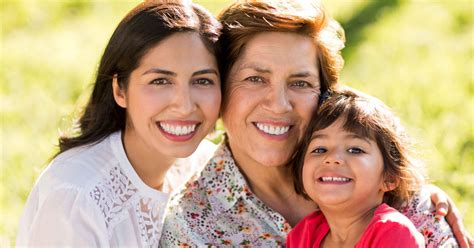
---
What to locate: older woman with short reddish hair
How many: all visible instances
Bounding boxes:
[160,0,469,247]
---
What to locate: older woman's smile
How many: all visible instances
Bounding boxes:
[254,122,291,136]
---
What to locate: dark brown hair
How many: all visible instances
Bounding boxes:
[57,1,221,155]
[292,88,425,208]
[217,0,345,96]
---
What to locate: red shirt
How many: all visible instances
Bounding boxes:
[286,203,425,248]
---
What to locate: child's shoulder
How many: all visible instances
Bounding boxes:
[373,203,412,224]
[287,211,329,247]
[369,203,419,232]
[358,203,425,247]
[296,210,326,228]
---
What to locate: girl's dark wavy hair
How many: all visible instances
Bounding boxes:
[292,88,425,208]
[56,1,221,156]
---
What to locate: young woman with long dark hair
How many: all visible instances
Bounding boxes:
[16,1,222,246]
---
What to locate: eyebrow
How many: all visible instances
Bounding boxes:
[345,134,372,144]
[240,63,318,79]
[239,62,271,73]
[142,68,218,77]
[289,71,319,80]
[309,133,371,144]
[143,68,176,76]
[310,133,327,141]
[192,69,219,76]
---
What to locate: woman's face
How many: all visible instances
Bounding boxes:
[114,32,221,158]
[222,32,321,168]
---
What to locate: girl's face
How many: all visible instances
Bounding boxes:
[113,32,221,158]
[302,117,389,210]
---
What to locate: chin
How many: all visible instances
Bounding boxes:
[169,149,196,158]
[162,142,200,158]
[256,154,292,167]
[315,196,350,207]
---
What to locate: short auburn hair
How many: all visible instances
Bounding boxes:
[217,0,345,95]
[292,88,425,208]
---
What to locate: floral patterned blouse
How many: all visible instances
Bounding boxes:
[160,143,457,247]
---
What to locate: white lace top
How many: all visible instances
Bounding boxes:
[16,131,216,247]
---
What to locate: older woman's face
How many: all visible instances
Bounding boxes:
[222,32,321,168]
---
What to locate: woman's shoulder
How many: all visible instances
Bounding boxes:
[167,173,210,214]
[163,148,217,226]
[36,134,119,193]
[160,172,212,245]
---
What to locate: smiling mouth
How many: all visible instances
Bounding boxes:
[253,122,292,136]
[158,122,199,136]
[319,177,352,182]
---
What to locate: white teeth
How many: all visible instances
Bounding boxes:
[160,123,197,136]
[321,177,351,182]
[256,123,290,135]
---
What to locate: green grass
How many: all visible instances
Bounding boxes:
[1,0,472,246]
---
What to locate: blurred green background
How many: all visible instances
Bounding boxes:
[1,0,472,246]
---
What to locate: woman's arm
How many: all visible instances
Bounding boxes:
[428,184,473,248]
[400,186,458,248]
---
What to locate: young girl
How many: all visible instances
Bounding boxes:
[287,89,429,247]
[16,1,221,247]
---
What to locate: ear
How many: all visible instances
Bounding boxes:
[382,177,399,192]
[112,75,127,108]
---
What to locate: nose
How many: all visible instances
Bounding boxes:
[169,83,197,116]
[262,84,292,114]
[324,150,343,165]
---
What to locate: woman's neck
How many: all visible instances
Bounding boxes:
[122,129,175,191]
[320,204,379,248]
[228,143,317,226]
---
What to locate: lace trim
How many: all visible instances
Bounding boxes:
[136,198,168,247]
[89,166,138,232]
[88,166,168,247]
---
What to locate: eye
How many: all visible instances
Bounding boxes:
[311,147,327,154]
[290,80,312,88]
[347,147,365,154]
[244,76,265,84]
[150,78,170,85]
[194,78,214,86]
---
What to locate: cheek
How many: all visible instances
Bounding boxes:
[223,82,250,111]
[290,92,318,136]
[127,88,166,115]
[302,158,316,187]
[291,90,318,111]
[359,157,384,181]
[222,85,259,122]
[197,89,222,119]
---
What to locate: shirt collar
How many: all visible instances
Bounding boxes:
[200,142,252,215]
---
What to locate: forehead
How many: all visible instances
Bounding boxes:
[138,32,217,69]
[312,117,376,142]
[233,32,319,73]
